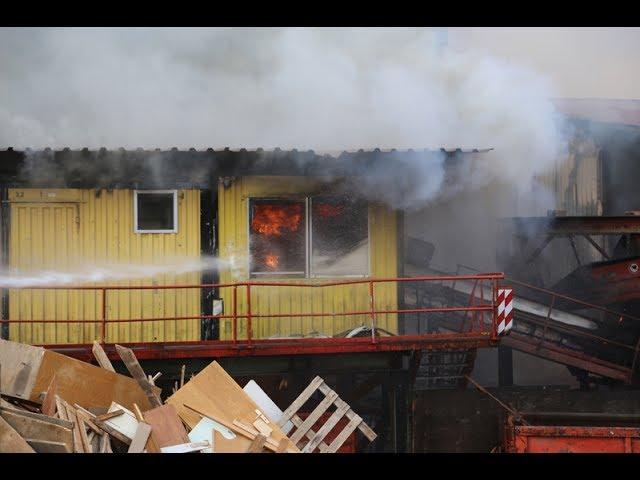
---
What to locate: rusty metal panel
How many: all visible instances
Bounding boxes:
[217,176,398,340]
[7,188,201,344]
[512,425,640,453]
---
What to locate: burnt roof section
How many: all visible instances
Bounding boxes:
[0,147,492,189]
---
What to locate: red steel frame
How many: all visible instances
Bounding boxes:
[0,274,505,362]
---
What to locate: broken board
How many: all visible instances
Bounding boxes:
[0,407,73,452]
[31,348,160,410]
[0,415,35,453]
[166,361,298,452]
[0,339,45,400]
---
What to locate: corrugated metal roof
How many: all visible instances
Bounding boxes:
[2,147,494,155]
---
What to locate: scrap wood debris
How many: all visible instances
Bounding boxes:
[0,338,376,453]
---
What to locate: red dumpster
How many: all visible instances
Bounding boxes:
[504,412,640,453]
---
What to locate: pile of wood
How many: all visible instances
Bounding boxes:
[0,339,376,453]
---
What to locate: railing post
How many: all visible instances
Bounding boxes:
[369,281,377,343]
[246,284,252,344]
[232,285,238,344]
[101,288,107,344]
[537,295,556,350]
[491,279,498,341]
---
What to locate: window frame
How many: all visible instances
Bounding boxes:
[133,189,178,234]
[247,195,370,279]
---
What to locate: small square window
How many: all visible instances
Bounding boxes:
[134,190,177,233]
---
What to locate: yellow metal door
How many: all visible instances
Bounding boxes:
[9,202,82,344]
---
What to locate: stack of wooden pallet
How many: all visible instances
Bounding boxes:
[0,339,376,453]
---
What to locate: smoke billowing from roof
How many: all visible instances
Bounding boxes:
[0,27,565,207]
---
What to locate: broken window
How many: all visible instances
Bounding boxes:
[311,197,369,277]
[134,190,177,233]
[249,199,306,276]
[248,196,370,278]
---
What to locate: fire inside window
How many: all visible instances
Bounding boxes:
[134,190,178,233]
[249,197,369,277]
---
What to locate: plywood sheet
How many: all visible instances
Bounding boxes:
[166,360,297,452]
[143,404,189,451]
[0,339,45,399]
[188,416,235,453]
[30,349,159,410]
[212,429,253,453]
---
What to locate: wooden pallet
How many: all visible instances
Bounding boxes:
[278,376,377,453]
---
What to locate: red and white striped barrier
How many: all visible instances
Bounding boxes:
[497,287,514,336]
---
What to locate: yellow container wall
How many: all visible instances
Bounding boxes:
[8,188,201,344]
[218,176,398,339]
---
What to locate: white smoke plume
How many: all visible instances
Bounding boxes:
[0,256,234,288]
[0,27,565,209]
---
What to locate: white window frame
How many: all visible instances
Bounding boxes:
[133,189,178,234]
[248,196,370,278]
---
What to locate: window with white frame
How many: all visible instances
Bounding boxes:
[249,196,369,277]
[134,190,178,233]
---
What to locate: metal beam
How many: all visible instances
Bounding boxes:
[506,216,640,236]
[43,334,498,362]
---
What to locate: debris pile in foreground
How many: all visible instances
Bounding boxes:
[0,339,376,453]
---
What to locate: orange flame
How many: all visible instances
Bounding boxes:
[251,204,302,236]
[265,254,279,269]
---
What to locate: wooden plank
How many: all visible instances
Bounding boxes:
[289,390,338,445]
[30,348,160,411]
[73,405,104,436]
[180,364,185,388]
[325,415,362,453]
[55,396,68,421]
[65,405,86,453]
[96,409,125,422]
[91,341,115,372]
[103,402,138,440]
[318,382,376,442]
[0,339,45,400]
[161,440,210,453]
[26,438,71,453]
[76,411,93,453]
[186,404,298,453]
[302,402,351,453]
[132,403,144,422]
[100,434,111,453]
[0,415,35,453]
[279,376,324,426]
[92,417,132,445]
[143,403,190,451]
[1,407,74,452]
[40,374,57,417]
[291,414,330,452]
[127,422,151,453]
[115,344,162,408]
[246,434,267,453]
[0,405,74,429]
[167,360,298,452]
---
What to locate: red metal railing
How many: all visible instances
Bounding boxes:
[0,274,504,351]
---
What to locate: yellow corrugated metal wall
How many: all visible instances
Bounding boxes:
[8,188,201,345]
[534,135,605,282]
[218,176,399,339]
